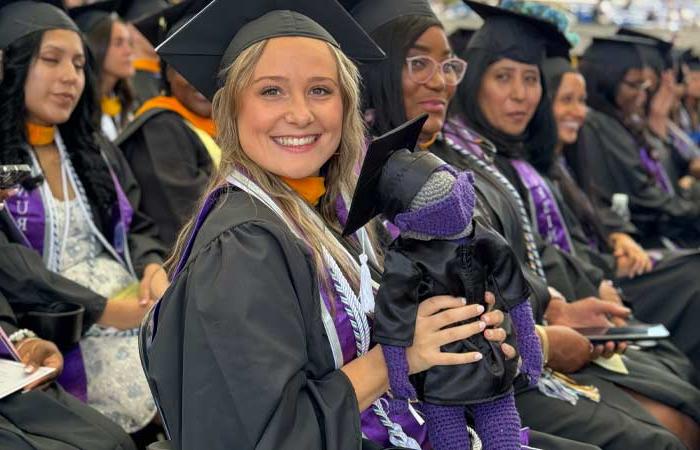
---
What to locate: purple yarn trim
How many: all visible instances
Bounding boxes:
[394,170,476,237]
[510,301,542,385]
[472,395,522,450]
[423,403,470,450]
[383,345,417,415]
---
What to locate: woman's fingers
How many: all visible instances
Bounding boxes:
[428,303,484,330]
[418,295,467,317]
[501,343,517,360]
[481,309,504,327]
[432,351,483,366]
[484,291,496,311]
[434,320,486,347]
[484,327,507,342]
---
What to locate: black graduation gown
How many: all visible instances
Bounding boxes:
[0,137,166,331]
[539,169,700,370]
[429,137,699,449]
[569,109,700,248]
[117,109,214,249]
[0,291,137,450]
[148,189,362,450]
[131,70,162,108]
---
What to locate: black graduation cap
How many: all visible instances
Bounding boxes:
[341,0,438,35]
[0,0,78,51]
[118,0,170,23]
[68,0,120,33]
[617,27,672,71]
[449,27,478,57]
[582,35,655,73]
[465,0,571,63]
[132,0,196,46]
[683,50,700,72]
[343,114,444,236]
[157,0,385,101]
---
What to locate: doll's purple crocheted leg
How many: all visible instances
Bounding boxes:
[472,394,521,450]
[423,403,470,450]
[382,345,416,415]
[510,301,542,385]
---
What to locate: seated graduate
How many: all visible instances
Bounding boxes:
[542,55,700,369]
[0,0,168,433]
[569,35,700,248]
[346,0,699,449]
[69,1,136,140]
[118,2,220,250]
[0,288,138,450]
[616,28,700,186]
[145,1,514,448]
[681,53,700,139]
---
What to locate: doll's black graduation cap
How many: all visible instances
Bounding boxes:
[465,0,571,63]
[68,0,120,33]
[342,114,447,236]
[0,0,78,51]
[341,0,438,35]
[156,0,385,101]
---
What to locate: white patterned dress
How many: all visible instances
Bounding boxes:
[52,197,157,433]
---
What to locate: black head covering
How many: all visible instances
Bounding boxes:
[157,0,384,101]
[68,0,120,33]
[341,0,437,35]
[132,0,201,46]
[451,1,567,169]
[579,35,654,118]
[343,114,432,235]
[542,56,576,100]
[617,27,673,72]
[448,27,477,57]
[118,0,169,22]
[685,53,700,72]
[465,0,571,63]
[0,0,78,50]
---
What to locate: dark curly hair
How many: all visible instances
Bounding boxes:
[0,30,117,228]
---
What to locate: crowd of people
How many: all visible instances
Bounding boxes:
[0,0,699,449]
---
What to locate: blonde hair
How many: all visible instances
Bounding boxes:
[168,38,370,291]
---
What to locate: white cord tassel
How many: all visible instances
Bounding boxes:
[358,229,376,315]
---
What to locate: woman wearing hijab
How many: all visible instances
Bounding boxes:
[349,0,698,448]
[448,3,700,448]
[539,56,700,370]
[569,36,700,249]
[0,0,168,434]
[118,4,218,250]
[145,0,514,448]
[70,1,135,140]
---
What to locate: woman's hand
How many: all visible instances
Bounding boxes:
[545,297,631,328]
[98,296,152,330]
[405,293,513,375]
[0,188,19,210]
[544,326,592,373]
[139,263,169,305]
[610,233,652,278]
[16,337,63,390]
[598,281,628,327]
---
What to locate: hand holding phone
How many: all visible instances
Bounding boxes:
[574,324,669,344]
[0,164,32,190]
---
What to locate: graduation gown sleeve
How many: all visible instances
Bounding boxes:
[100,137,167,275]
[118,112,213,249]
[0,290,19,335]
[149,213,361,450]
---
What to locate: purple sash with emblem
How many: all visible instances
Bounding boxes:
[511,160,574,254]
[639,147,674,195]
[3,163,134,402]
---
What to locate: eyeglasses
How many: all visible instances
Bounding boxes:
[405,55,468,86]
[621,79,652,92]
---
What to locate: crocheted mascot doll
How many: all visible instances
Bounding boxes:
[343,116,542,450]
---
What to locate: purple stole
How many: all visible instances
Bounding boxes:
[3,159,135,403]
[639,147,674,195]
[510,160,575,254]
